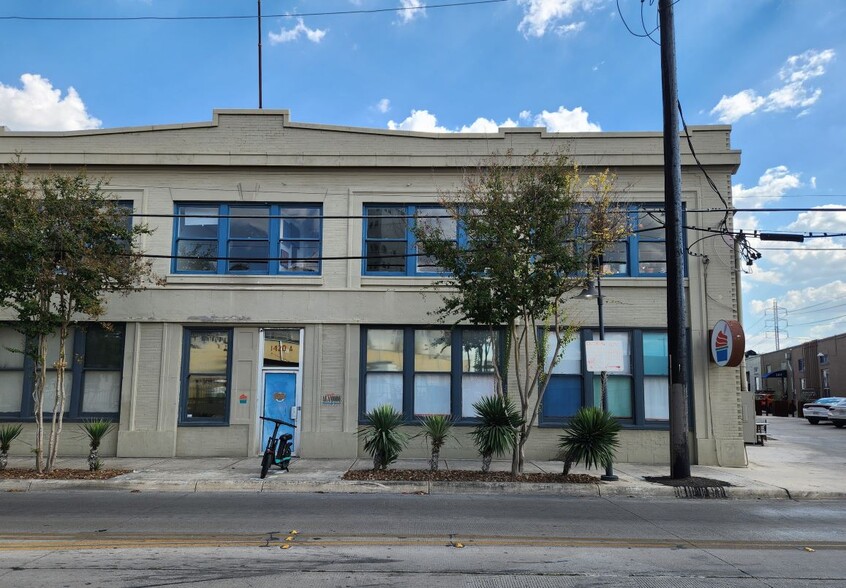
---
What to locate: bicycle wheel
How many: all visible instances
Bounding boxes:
[260,451,273,479]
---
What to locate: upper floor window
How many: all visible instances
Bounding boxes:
[173,204,322,275]
[363,205,459,276]
[601,205,678,278]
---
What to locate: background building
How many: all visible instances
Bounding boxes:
[0,109,746,466]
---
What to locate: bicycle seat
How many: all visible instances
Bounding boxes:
[280,433,293,442]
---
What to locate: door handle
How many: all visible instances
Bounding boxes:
[290,406,297,421]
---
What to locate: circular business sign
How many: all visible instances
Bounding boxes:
[710,319,745,367]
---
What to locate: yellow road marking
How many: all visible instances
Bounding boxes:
[0,533,845,552]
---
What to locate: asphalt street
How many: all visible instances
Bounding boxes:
[1,492,845,587]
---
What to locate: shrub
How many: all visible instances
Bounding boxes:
[558,407,620,475]
[470,395,522,473]
[80,419,115,471]
[358,405,408,470]
[0,424,24,470]
[418,414,455,472]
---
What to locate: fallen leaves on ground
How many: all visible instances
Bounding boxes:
[0,468,131,480]
[343,469,598,483]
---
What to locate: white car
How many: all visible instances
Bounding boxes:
[803,397,846,425]
[829,400,846,429]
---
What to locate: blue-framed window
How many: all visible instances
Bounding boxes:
[540,329,671,427]
[600,205,682,278]
[0,324,125,420]
[173,204,322,275]
[360,327,500,421]
[179,328,232,425]
[362,205,460,276]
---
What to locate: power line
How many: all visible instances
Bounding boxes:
[0,0,510,22]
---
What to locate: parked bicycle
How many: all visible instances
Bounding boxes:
[259,415,297,479]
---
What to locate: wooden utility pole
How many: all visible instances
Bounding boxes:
[659,0,690,479]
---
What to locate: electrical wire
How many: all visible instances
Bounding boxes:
[0,0,510,22]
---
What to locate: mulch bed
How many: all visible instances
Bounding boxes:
[0,468,131,480]
[644,476,732,488]
[343,469,598,484]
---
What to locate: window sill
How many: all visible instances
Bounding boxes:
[177,421,231,427]
[601,277,687,287]
[360,276,451,288]
[166,275,324,287]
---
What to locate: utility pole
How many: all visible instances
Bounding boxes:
[772,299,780,350]
[258,0,263,109]
[659,0,690,479]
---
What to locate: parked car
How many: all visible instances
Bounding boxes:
[829,400,846,429]
[803,397,846,424]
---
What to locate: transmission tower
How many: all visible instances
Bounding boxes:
[763,299,788,350]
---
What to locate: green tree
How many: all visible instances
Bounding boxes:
[0,158,154,472]
[414,152,629,475]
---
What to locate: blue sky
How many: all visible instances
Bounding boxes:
[1,0,844,353]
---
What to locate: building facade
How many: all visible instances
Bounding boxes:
[0,110,746,466]
[750,332,846,414]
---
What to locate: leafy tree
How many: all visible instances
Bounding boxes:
[0,158,154,472]
[414,152,629,475]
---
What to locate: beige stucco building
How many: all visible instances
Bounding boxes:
[0,109,747,466]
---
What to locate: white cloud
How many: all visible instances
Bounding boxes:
[788,205,846,234]
[517,0,600,38]
[458,117,519,133]
[810,176,817,189]
[733,166,801,208]
[387,106,596,133]
[0,73,101,131]
[710,90,766,125]
[710,49,835,123]
[556,21,586,35]
[529,106,601,132]
[268,18,327,44]
[387,110,449,132]
[376,98,391,113]
[398,0,426,24]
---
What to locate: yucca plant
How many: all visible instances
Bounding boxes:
[358,405,408,470]
[558,407,621,475]
[80,419,115,471]
[418,414,455,472]
[0,424,24,471]
[470,395,522,473]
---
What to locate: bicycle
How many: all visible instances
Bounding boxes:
[259,415,297,479]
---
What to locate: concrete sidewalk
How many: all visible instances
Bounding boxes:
[1,439,841,499]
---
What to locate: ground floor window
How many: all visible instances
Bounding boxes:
[361,327,499,421]
[541,329,670,427]
[0,324,125,420]
[180,328,232,425]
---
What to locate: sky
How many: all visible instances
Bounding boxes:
[0,0,844,354]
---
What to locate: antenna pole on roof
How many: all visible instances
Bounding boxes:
[258,0,263,109]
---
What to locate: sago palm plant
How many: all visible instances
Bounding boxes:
[418,414,455,472]
[470,395,522,473]
[358,405,408,470]
[0,424,24,471]
[558,407,620,475]
[80,419,115,471]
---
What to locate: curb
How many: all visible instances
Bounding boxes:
[1,477,826,499]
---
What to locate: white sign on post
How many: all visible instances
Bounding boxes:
[585,340,624,372]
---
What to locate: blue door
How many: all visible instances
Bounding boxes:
[262,372,298,454]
